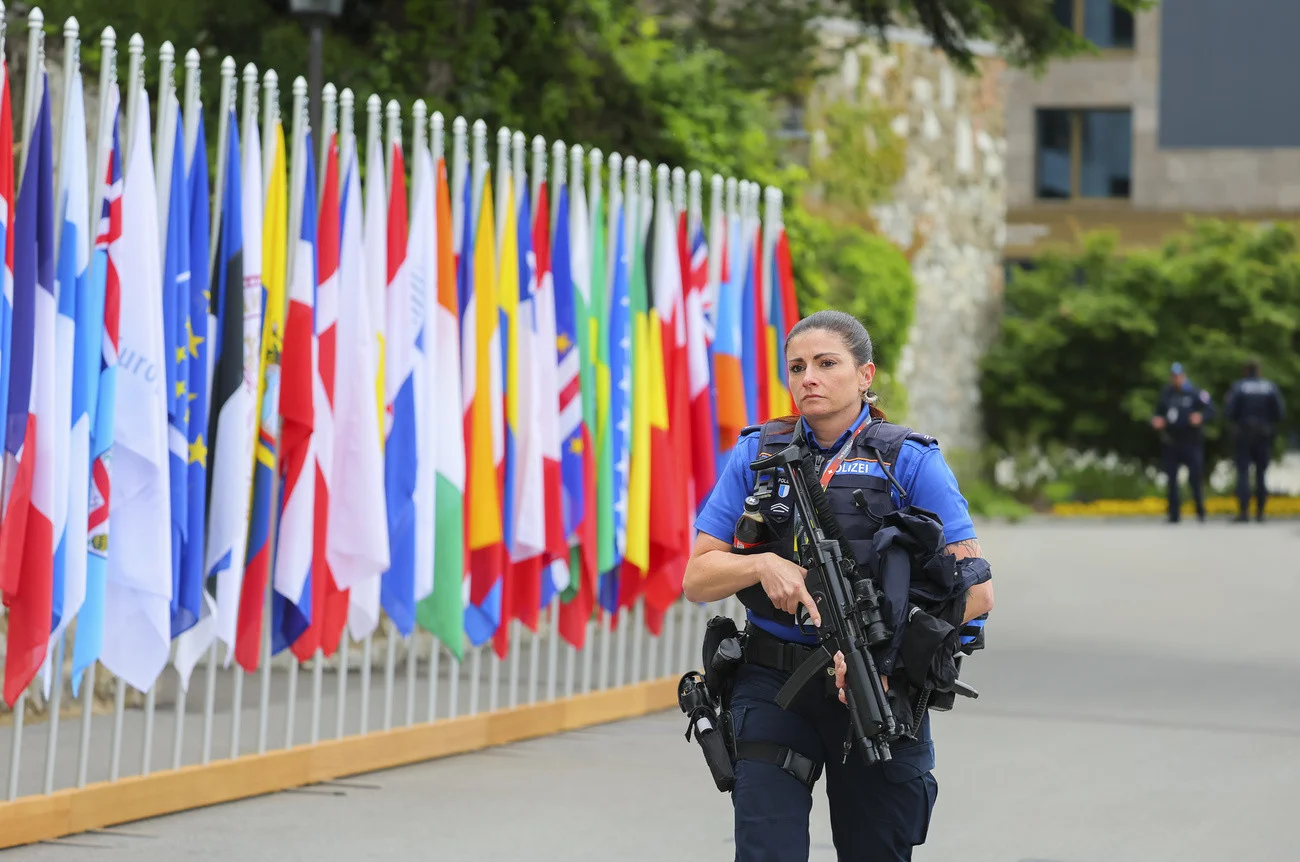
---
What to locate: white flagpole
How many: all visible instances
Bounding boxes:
[530,135,545,229]
[707,174,723,312]
[763,185,778,312]
[19,7,45,183]
[607,153,622,294]
[385,98,399,195]
[512,129,526,223]
[338,88,355,182]
[182,49,200,174]
[452,116,467,251]
[154,41,176,262]
[495,126,510,267]
[52,16,79,267]
[261,69,278,207]
[285,78,307,343]
[318,83,336,201]
[89,26,116,232]
[122,33,143,181]
[688,171,702,242]
[209,57,237,278]
[471,119,487,232]
[672,167,686,220]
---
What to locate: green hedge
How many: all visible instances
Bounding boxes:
[982,220,1300,467]
[785,208,916,373]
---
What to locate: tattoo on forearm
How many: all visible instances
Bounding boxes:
[945,538,982,558]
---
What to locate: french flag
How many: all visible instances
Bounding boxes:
[0,61,13,483]
[0,73,56,707]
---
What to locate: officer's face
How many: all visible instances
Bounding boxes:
[786,329,875,421]
[1172,372,1186,388]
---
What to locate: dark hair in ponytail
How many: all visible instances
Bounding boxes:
[785,310,886,419]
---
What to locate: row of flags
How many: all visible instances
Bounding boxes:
[0,22,802,707]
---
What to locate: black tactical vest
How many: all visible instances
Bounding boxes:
[734,416,937,629]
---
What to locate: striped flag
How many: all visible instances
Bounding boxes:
[0,72,56,705]
[463,166,503,647]
[204,106,250,661]
[415,151,464,655]
[493,171,529,657]
[332,132,388,644]
[501,180,546,641]
[769,225,799,416]
[270,126,317,656]
[533,180,568,611]
[620,175,653,612]
[381,134,417,637]
[235,115,287,671]
[643,175,690,631]
[100,88,173,693]
[72,83,122,693]
[0,61,12,499]
[48,59,93,688]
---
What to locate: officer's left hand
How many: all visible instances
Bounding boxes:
[1190,413,1202,426]
[832,651,887,705]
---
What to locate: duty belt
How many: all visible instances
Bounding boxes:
[741,624,837,695]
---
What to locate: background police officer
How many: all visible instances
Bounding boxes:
[683,310,993,862]
[1224,358,1286,521]
[1151,362,1215,523]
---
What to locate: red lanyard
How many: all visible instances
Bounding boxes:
[815,423,868,489]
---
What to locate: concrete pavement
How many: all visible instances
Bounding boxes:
[8,518,1300,862]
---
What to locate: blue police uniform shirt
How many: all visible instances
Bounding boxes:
[695,403,977,646]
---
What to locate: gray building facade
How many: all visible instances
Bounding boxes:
[1004,0,1300,257]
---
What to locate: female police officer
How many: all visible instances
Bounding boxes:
[682,310,994,862]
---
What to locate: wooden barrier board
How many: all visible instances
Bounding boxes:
[0,676,680,849]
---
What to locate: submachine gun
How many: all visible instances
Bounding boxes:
[753,442,898,766]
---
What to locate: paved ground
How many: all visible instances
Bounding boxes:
[7,518,1300,862]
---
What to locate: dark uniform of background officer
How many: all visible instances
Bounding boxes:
[1152,362,1215,523]
[1224,358,1286,521]
[684,310,994,862]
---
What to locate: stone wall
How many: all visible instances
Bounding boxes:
[805,23,1008,454]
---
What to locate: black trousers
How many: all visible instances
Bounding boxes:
[1163,442,1205,521]
[1235,435,1274,516]
[729,662,938,862]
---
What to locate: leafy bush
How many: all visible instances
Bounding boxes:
[961,479,1032,523]
[982,221,1300,469]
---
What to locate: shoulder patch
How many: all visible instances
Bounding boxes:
[906,431,939,447]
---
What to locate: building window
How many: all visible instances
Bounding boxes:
[1035,109,1132,200]
[1053,0,1135,49]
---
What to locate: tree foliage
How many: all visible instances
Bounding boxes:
[982,222,1300,468]
[29,0,1102,384]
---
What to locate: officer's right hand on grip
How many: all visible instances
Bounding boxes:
[755,553,821,627]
